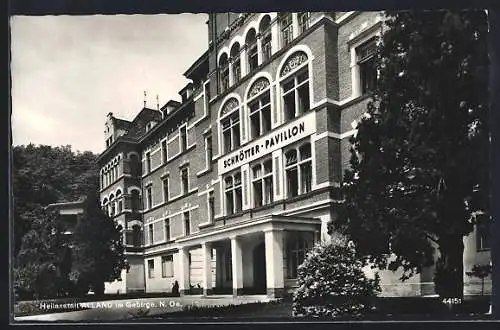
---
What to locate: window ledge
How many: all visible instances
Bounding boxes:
[199,221,214,229]
[196,167,212,177]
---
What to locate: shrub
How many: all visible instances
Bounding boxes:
[292,237,381,318]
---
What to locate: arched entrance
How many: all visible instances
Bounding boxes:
[253,242,266,294]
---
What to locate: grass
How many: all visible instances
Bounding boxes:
[135,296,493,321]
[13,292,179,317]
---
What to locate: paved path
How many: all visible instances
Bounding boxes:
[14,295,271,322]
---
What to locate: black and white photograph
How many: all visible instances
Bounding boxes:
[9,3,499,324]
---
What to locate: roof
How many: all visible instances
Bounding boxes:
[183,50,209,80]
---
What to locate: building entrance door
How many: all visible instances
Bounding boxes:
[253,242,266,294]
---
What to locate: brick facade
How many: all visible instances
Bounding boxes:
[96,11,491,297]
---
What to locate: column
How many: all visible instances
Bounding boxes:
[178,247,190,296]
[256,34,263,65]
[292,13,300,40]
[264,229,285,298]
[271,17,279,53]
[228,59,234,87]
[231,236,244,296]
[202,242,213,296]
[240,46,248,77]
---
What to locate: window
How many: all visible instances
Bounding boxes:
[164,219,170,241]
[131,190,141,212]
[184,211,191,236]
[145,152,151,173]
[298,12,310,34]
[356,38,377,95]
[287,236,310,279]
[161,255,174,278]
[252,159,273,207]
[219,54,229,92]
[132,225,141,247]
[146,186,152,209]
[162,177,169,202]
[259,15,272,62]
[148,259,155,278]
[285,143,312,198]
[205,135,213,169]
[476,215,490,251]
[230,43,241,85]
[181,168,189,194]
[208,191,215,223]
[279,13,294,48]
[116,190,122,213]
[148,224,154,245]
[161,140,168,163]
[109,195,115,216]
[224,172,242,215]
[221,106,241,154]
[246,29,258,72]
[248,90,271,139]
[282,69,310,121]
[180,126,187,152]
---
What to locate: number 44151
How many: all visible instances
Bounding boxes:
[442,298,462,305]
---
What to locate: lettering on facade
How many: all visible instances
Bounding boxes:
[218,112,316,174]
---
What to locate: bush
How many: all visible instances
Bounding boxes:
[292,237,381,318]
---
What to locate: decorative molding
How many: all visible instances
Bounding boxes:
[248,77,270,98]
[280,51,308,77]
[220,98,239,117]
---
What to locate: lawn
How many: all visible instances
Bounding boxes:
[135,296,493,321]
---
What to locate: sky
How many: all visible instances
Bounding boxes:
[10,14,209,154]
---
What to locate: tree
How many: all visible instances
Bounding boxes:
[13,144,98,254]
[14,208,70,299]
[293,235,381,318]
[70,188,129,297]
[331,10,490,299]
[466,264,492,296]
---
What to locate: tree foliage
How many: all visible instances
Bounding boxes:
[330,10,490,299]
[13,144,99,254]
[13,144,128,299]
[70,188,129,297]
[293,236,381,318]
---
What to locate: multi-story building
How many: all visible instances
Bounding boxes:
[96,12,491,298]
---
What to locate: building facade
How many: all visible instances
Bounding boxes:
[96,12,491,298]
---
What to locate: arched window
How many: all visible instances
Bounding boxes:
[102,198,108,214]
[245,28,258,73]
[279,13,294,48]
[224,171,242,215]
[116,190,122,213]
[259,15,272,62]
[109,194,115,216]
[285,142,312,198]
[280,51,310,122]
[230,43,241,85]
[219,53,230,92]
[220,98,241,154]
[247,77,271,139]
[131,189,141,212]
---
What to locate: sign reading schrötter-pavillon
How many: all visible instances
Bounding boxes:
[218,111,316,174]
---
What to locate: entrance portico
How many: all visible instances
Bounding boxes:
[175,215,321,298]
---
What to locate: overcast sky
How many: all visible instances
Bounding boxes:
[10,14,208,154]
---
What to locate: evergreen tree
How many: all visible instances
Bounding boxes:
[331,10,490,299]
[70,188,129,297]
